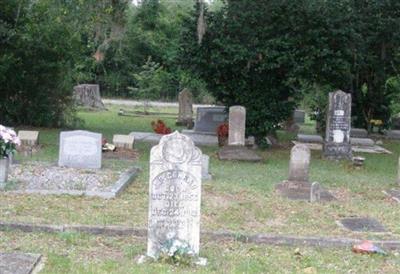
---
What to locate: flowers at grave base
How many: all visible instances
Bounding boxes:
[216,123,229,146]
[370,119,383,126]
[0,125,20,158]
[151,120,172,135]
[158,238,196,266]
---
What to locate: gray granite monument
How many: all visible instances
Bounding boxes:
[147,131,202,258]
[323,90,352,160]
[58,130,102,169]
[194,107,227,134]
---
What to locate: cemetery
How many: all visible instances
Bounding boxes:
[1,98,400,273]
[2,1,400,273]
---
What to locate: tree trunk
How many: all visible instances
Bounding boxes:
[73,84,106,109]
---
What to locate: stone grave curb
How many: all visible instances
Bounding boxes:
[2,221,400,250]
[0,252,42,274]
[6,167,140,199]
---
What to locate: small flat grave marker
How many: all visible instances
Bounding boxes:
[113,134,134,149]
[18,130,39,146]
[338,217,386,233]
[0,253,42,274]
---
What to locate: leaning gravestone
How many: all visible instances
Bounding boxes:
[228,106,246,146]
[58,130,102,169]
[176,88,194,128]
[288,144,310,182]
[323,90,352,160]
[147,131,202,258]
[73,84,106,109]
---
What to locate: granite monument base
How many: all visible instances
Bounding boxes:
[323,142,352,160]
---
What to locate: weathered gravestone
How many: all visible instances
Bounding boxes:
[18,130,39,146]
[276,144,335,201]
[288,144,310,183]
[294,110,306,124]
[228,106,246,146]
[147,131,202,258]
[194,107,227,134]
[218,106,261,161]
[73,84,106,109]
[113,134,134,149]
[323,90,352,160]
[176,88,194,128]
[58,130,102,169]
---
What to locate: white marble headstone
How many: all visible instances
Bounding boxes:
[58,130,102,169]
[228,106,246,146]
[147,131,202,258]
[288,144,311,182]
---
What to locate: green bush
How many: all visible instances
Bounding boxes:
[0,0,78,127]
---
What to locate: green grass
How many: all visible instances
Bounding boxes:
[1,104,400,273]
[1,231,400,274]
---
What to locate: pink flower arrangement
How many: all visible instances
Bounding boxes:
[0,125,20,158]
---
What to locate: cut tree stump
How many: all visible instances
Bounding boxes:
[73,84,106,110]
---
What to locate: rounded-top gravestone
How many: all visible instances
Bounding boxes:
[147,131,203,258]
[288,144,311,182]
[228,106,246,146]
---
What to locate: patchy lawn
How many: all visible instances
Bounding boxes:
[1,104,400,272]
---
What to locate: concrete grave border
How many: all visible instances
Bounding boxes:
[2,221,400,251]
[5,167,140,199]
